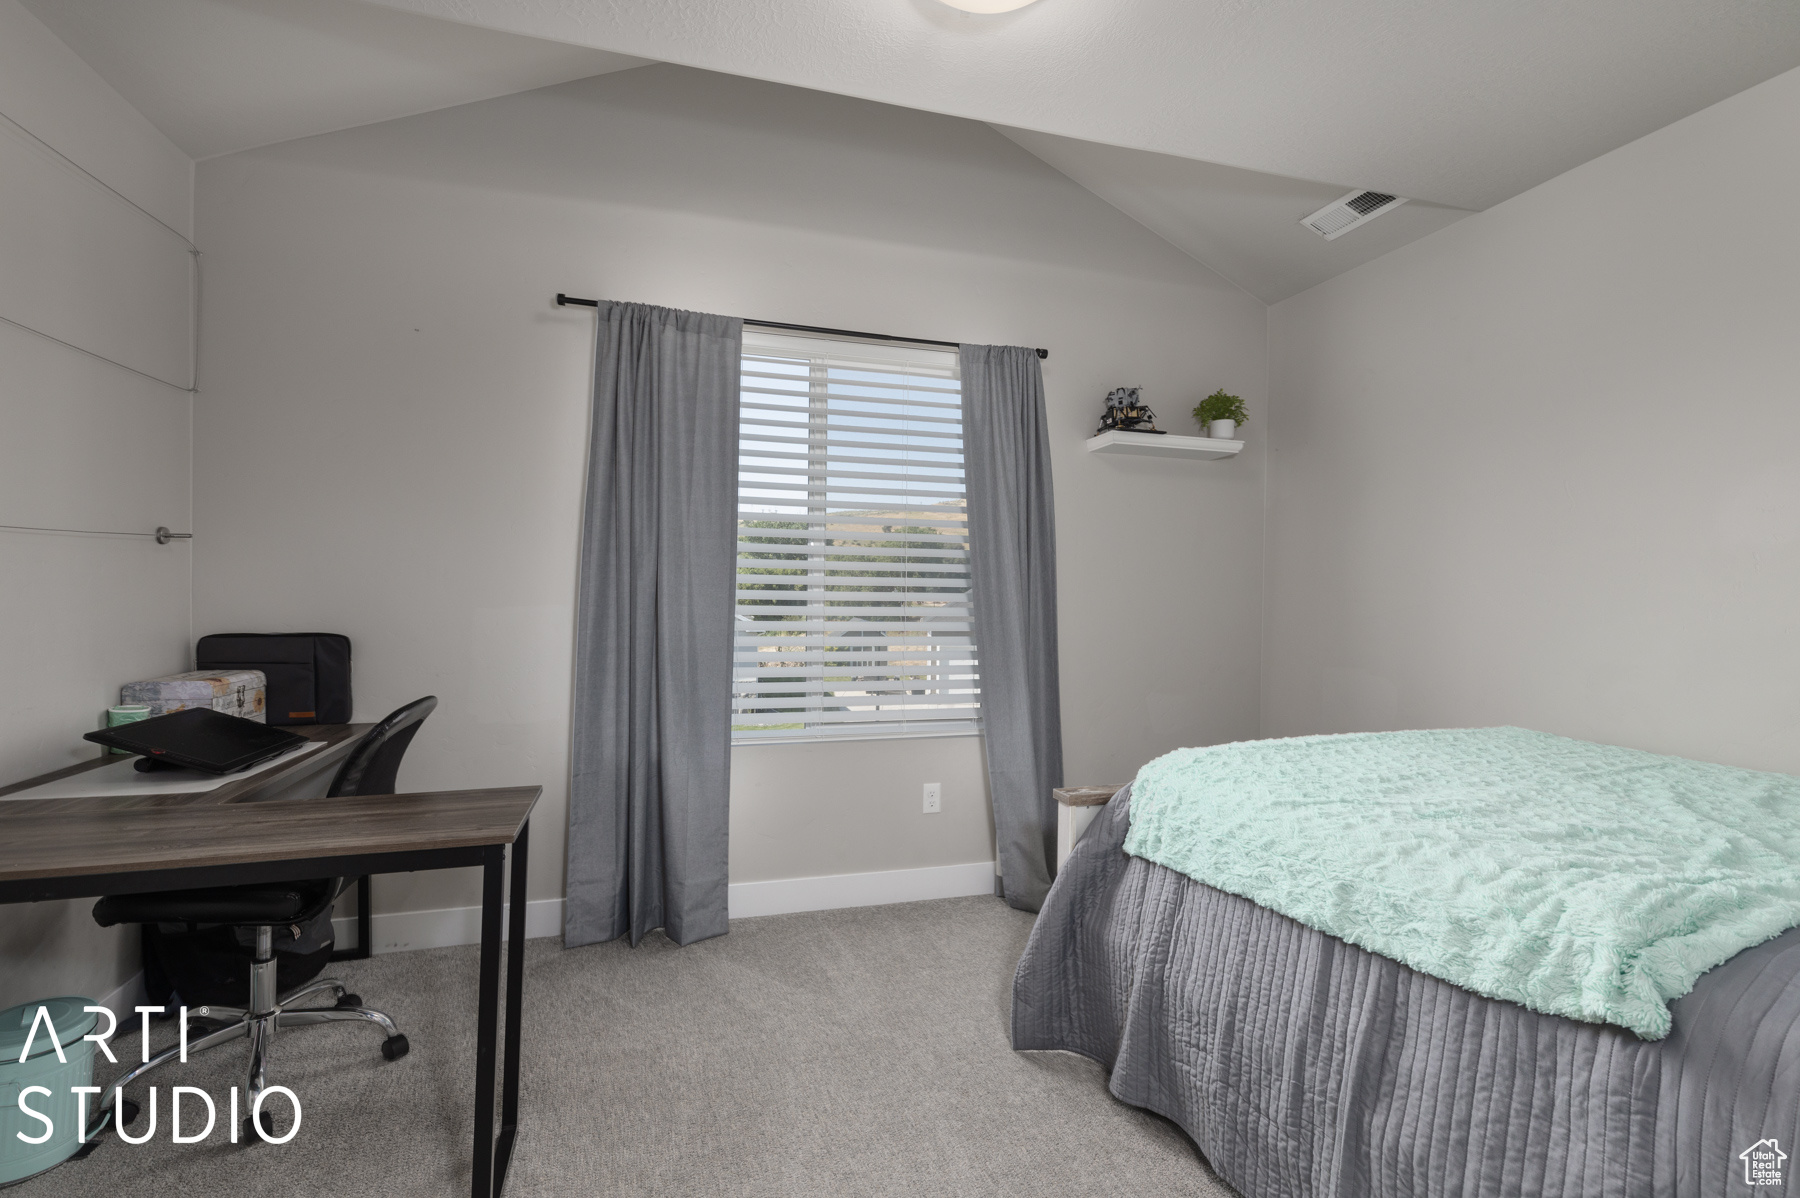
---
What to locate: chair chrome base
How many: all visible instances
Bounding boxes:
[85,926,406,1144]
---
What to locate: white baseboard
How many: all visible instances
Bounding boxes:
[99,970,146,1023]
[331,897,564,956]
[328,860,998,955]
[726,860,998,919]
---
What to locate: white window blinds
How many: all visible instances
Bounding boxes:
[733,330,980,742]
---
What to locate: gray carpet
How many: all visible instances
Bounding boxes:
[17,896,1236,1196]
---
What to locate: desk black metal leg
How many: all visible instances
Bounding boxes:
[329,867,374,964]
[356,874,372,957]
[329,874,375,962]
[472,848,504,1198]
[494,820,529,1193]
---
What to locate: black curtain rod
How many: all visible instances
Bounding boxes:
[555,295,1048,360]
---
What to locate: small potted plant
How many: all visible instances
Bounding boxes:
[1193,389,1248,440]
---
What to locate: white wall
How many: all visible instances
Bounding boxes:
[1264,64,1800,773]
[191,65,1267,919]
[0,0,194,1009]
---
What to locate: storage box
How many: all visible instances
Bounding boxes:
[120,670,266,722]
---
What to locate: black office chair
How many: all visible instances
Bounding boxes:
[88,696,438,1142]
[328,694,438,961]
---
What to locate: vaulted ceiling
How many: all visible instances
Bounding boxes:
[990,127,1474,302]
[27,0,1800,302]
[20,0,646,160]
[353,0,1800,212]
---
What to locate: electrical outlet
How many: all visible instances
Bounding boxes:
[922,782,942,814]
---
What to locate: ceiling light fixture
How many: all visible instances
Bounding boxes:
[938,0,1042,12]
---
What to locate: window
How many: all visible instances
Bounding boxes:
[732,330,980,742]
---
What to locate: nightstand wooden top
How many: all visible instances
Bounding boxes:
[1053,784,1126,807]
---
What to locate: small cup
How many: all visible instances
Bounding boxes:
[104,704,152,755]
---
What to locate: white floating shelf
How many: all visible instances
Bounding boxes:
[1086,430,1244,460]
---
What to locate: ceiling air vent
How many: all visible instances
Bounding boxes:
[1302,190,1408,240]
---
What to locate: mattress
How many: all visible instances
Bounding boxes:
[1011,786,1800,1198]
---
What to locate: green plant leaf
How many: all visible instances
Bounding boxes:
[1192,389,1248,427]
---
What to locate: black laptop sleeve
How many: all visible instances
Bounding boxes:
[83,708,307,772]
[196,633,352,725]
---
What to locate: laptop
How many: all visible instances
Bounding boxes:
[84,708,309,775]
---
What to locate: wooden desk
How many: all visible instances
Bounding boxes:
[1,723,379,957]
[0,722,370,805]
[0,752,539,1198]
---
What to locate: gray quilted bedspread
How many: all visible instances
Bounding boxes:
[1012,787,1800,1198]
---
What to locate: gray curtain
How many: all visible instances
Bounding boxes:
[960,344,1064,912]
[566,301,741,948]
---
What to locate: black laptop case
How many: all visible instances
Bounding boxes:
[196,633,352,725]
[83,708,307,773]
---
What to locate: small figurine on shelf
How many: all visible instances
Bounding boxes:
[1097,387,1165,434]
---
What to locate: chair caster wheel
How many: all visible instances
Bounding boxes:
[243,1111,275,1143]
[119,1098,140,1127]
[335,993,362,1009]
[382,1033,409,1061]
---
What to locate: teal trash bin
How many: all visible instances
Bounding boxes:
[0,997,99,1185]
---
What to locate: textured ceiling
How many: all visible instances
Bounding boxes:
[353,0,1800,212]
[20,0,646,159]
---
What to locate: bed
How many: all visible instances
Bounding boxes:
[1012,732,1800,1198]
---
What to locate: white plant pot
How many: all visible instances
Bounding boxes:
[1208,419,1237,440]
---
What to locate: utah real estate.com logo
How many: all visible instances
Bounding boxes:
[1740,1139,1787,1188]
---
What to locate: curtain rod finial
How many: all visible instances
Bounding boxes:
[1036,348,1048,360]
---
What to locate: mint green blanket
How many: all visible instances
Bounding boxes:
[1123,727,1800,1039]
